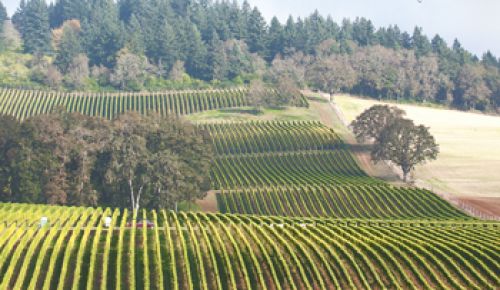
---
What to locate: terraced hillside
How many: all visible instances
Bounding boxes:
[0,204,498,290]
[0,88,308,120]
[205,121,470,219]
[217,185,467,219]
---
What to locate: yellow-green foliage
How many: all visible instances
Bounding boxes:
[0,52,34,87]
[0,204,498,290]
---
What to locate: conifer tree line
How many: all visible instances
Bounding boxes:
[3,0,500,111]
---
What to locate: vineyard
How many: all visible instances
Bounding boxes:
[211,151,375,189]
[199,121,343,155]
[1,91,499,289]
[0,204,498,290]
[217,185,469,219]
[0,88,308,120]
[205,121,469,220]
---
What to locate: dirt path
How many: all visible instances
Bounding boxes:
[196,191,219,212]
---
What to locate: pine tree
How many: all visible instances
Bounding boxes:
[482,51,498,68]
[246,7,266,54]
[185,24,208,80]
[0,1,7,50]
[12,0,27,35]
[282,16,296,54]
[126,14,145,55]
[377,25,401,49]
[55,24,82,73]
[83,0,124,67]
[304,11,328,53]
[150,21,177,76]
[49,0,91,28]
[265,17,284,61]
[171,0,190,17]
[325,16,340,40]
[401,31,412,49]
[207,29,226,80]
[173,20,192,61]
[293,18,307,52]
[16,0,52,54]
[0,1,6,23]
[118,0,140,23]
[412,27,432,58]
[339,19,353,41]
[431,34,448,55]
[240,0,252,34]
[352,17,375,46]
[227,0,245,39]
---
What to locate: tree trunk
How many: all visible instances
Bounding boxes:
[135,185,144,215]
[129,179,135,212]
[402,167,410,183]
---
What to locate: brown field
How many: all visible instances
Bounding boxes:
[333,94,500,218]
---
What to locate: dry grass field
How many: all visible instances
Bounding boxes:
[333,94,500,217]
[334,95,500,196]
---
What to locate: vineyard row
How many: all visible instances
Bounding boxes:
[0,88,308,120]
[0,205,498,290]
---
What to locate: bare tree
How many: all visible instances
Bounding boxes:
[169,60,186,82]
[110,48,150,90]
[247,79,268,107]
[66,54,89,89]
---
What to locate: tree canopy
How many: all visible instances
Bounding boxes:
[3,0,500,112]
[0,111,213,210]
[372,119,439,182]
[350,105,406,143]
[352,105,439,182]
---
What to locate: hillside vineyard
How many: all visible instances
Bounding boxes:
[205,121,469,219]
[0,92,499,289]
[0,204,499,290]
[0,88,308,120]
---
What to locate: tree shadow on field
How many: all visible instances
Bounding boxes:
[218,108,263,115]
[345,142,404,183]
[346,143,373,153]
[307,95,329,103]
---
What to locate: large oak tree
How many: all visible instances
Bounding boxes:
[372,118,439,182]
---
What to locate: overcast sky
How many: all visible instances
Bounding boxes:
[5,0,500,57]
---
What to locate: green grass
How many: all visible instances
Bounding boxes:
[186,106,319,123]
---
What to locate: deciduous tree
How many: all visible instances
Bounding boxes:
[54,20,82,73]
[351,105,406,143]
[372,118,439,182]
[110,48,150,90]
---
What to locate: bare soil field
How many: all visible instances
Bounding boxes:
[456,197,500,219]
[196,191,219,212]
